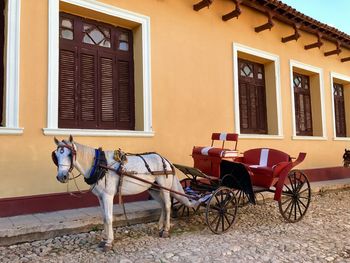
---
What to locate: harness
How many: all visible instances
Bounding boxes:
[85,148,108,185]
[51,142,76,173]
[116,151,175,176]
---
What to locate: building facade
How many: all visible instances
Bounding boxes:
[1,0,350,216]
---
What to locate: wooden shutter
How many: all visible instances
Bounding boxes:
[99,52,115,128]
[0,0,5,126]
[116,59,135,130]
[334,83,346,137]
[58,45,77,128]
[58,13,135,130]
[79,49,97,128]
[293,73,313,136]
[238,59,267,134]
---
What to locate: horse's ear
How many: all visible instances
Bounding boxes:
[69,135,74,143]
[54,137,60,146]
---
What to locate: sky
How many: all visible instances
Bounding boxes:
[281,0,350,34]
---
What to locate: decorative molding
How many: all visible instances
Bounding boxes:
[289,60,326,139]
[232,43,283,137]
[0,127,23,135]
[291,136,327,141]
[254,11,274,33]
[304,33,323,50]
[46,0,152,136]
[4,0,22,131]
[222,0,241,21]
[324,41,341,56]
[281,23,301,43]
[193,0,213,11]
[238,134,284,140]
[43,128,154,137]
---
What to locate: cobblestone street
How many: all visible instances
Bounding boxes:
[0,189,349,263]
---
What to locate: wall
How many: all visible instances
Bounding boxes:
[1,0,350,199]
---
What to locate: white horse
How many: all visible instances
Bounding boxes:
[53,136,199,251]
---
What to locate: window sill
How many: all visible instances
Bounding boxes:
[0,127,23,135]
[239,134,284,140]
[292,136,327,141]
[43,128,154,137]
[333,137,350,141]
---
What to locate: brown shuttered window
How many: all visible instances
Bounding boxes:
[333,83,346,137]
[238,58,267,134]
[59,13,135,130]
[0,0,5,126]
[293,73,313,136]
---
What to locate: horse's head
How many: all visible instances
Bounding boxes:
[52,135,76,183]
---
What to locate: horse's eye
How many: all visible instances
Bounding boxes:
[60,148,64,154]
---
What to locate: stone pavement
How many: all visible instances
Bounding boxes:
[0,179,349,262]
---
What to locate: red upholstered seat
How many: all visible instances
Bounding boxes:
[192,133,239,177]
[192,146,238,158]
[242,148,291,188]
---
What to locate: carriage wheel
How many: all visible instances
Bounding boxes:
[278,170,311,223]
[171,178,196,218]
[234,189,251,207]
[205,187,238,234]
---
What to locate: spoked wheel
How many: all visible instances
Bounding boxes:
[278,170,311,223]
[171,178,197,218]
[205,187,238,234]
[234,189,251,207]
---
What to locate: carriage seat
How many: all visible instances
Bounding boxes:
[192,133,238,177]
[239,148,291,188]
[192,133,239,157]
[192,146,238,158]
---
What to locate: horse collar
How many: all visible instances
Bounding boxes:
[85,148,108,185]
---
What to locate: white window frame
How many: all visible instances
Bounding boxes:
[232,43,283,139]
[330,72,350,141]
[289,60,327,140]
[43,0,153,137]
[0,0,22,135]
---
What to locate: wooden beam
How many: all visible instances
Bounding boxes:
[193,0,213,11]
[341,57,350,62]
[282,24,301,43]
[241,0,350,50]
[324,42,342,56]
[304,33,323,50]
[222,0,242,21]
[254,11,274,33]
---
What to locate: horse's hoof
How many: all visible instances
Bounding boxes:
[161,230,170,238]
[102,244,112,252]
[98,241,106,248]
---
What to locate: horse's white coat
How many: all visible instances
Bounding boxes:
[54,137,199,248]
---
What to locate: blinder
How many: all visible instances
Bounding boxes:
[51,151,58,167]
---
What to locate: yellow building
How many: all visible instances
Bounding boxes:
[0,0,349,216]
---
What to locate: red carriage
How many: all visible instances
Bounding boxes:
[173,132,311,234]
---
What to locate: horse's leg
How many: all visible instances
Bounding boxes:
[160,189,172,238]
[100,193,114,251]
[149,189,166,235]
[97,195,108,247]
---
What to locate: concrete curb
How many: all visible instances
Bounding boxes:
[0,200,161,246]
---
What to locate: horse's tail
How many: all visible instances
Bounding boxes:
[170,175,200,208]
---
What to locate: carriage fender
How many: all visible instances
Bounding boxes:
[273,152,306,201]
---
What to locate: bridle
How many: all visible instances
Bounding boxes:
[52,141,77,175]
